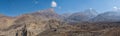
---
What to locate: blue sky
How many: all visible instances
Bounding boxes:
[0,0,120,16]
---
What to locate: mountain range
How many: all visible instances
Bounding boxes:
[0,8,120,36]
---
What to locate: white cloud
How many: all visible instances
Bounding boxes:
[113,6,120,11]
[113,6,117,9]
[51,1,57,7]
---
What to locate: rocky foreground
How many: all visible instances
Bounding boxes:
[0,8,120,36]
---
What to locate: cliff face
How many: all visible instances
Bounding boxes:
[0,9,120,36]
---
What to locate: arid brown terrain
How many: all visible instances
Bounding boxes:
[0,8,120,36]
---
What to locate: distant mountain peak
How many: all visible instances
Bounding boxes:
[38,8,55,13]
[90,11,120,22]
[88,8,94,11]
[83,8,98,16]
[84,8,97,13]
[66,9,99,22]
[27,8,57,16]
